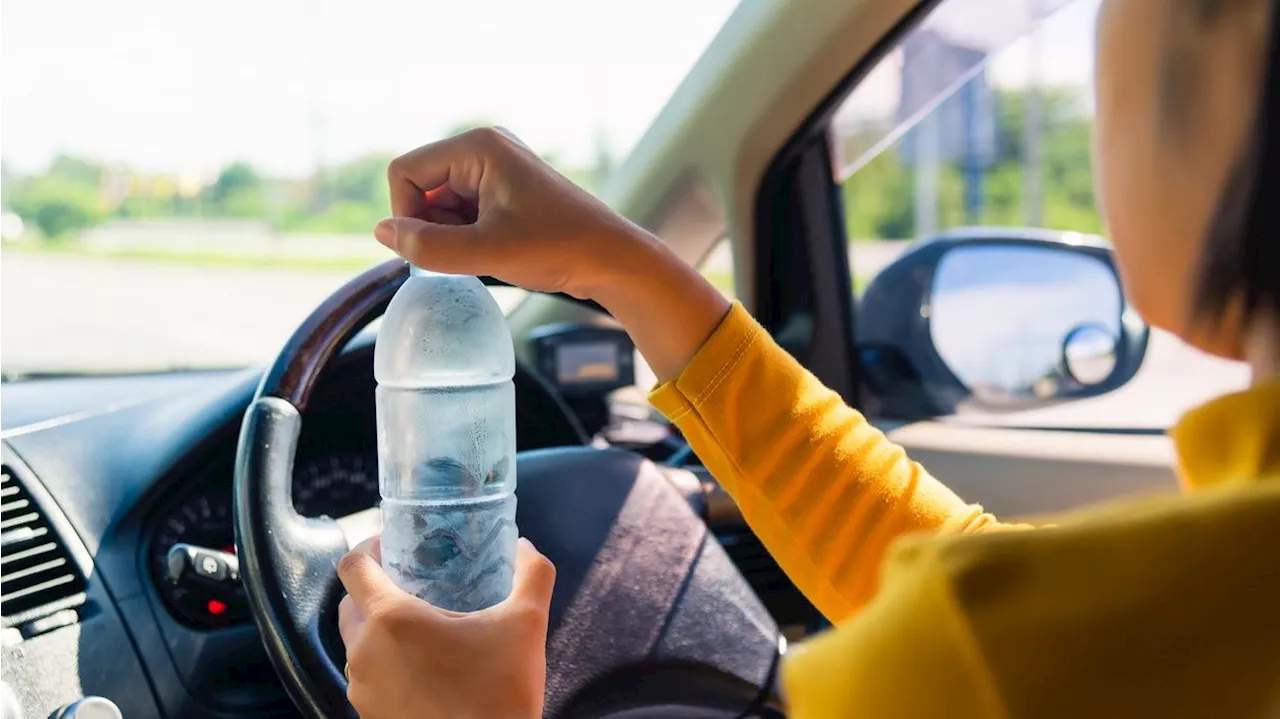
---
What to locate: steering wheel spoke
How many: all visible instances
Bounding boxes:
[335,506,381,550]
[236,397,353,717]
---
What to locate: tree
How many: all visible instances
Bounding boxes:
[285,154,394,231]
[211,162,260,199]
[208,162,265,217]
[48,155,104,187]
[839,85,1103,244]
[843,151,914,240]
[7,176,103,240]
[988,88,1101,232]
[286,200,385,234]
[322,154,392,207]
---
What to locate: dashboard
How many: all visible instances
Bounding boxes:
[0,330,585,717]
[0,327,808,718]
[147,450,378,629]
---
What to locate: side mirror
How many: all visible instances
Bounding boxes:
[1061,323,1119,387]
[856,231,1148,418]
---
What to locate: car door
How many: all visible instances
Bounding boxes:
[821,0,1249,520]
[742,0,1250,522]
[512,0,1250,521]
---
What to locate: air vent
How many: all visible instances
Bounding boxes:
[1,467,86,618]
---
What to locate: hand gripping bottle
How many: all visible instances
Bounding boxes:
[374,268,517,611]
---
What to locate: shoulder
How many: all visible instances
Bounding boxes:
[782,541,1006,719]
[882,484,1280,717]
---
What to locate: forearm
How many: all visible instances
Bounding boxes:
[648,303,1024,622]
[581,231,1019,619]
[587,233,730,382]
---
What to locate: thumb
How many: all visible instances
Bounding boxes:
[337,536,407,613]
[509,537,556,609]
[375,216,502,276]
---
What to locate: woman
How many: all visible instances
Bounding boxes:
[336,0,1280,715]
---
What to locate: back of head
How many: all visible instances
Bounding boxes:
[1093,0,1276,363]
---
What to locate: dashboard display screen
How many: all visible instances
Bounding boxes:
[556,341,619,385]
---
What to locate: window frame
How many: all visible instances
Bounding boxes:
[751,0,945,408]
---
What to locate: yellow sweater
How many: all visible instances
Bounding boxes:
[650,302,1280,719]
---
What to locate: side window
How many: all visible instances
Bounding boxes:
[699,237,736,299]
[830,0,1248,429]
[627,236,734,390]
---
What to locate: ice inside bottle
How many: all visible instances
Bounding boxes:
[374,268,517,612]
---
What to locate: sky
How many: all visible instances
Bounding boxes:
[2,0,738,178]
[2,0,1099,180]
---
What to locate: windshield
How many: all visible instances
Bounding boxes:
[0,0,738,377]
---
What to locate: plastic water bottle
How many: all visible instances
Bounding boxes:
[374,268,518,612]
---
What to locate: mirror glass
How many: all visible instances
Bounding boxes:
[930,244,1122,404]
[1061,324,1118,386]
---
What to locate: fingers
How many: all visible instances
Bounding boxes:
[491,126,532,151]
[349,534,382,564]
[337,537,405,614]
[338,594,364,645]
[387,136,459,219]
[423,185,468,213]
[386,127,515,218]
[374,216,505,276]
[509,537,556,609]
[423,208,471,226]
[381,126,535,275]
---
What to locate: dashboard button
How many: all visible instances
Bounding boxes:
[166,544,238,585]
[194,552,224,581]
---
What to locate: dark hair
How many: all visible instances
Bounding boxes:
[1189,0,1280,329]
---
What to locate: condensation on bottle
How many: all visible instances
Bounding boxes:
[374,267,517,612]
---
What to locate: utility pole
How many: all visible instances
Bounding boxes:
[914,112,941,238]
[962,81,983,224]
[308,0,329,211]
[1023,0,1045,227]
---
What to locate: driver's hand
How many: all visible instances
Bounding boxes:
[376,127,732,383]
[376,126,662,302]
[337,536,555,719]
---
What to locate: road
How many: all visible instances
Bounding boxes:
[2,252,1247,430]
[1,253,527,374]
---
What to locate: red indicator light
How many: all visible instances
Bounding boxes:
[207,599,228,616]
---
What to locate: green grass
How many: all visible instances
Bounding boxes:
[3,240,385,273]
[7,242,871,295]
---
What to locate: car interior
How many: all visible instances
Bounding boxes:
[0,0,1247,717]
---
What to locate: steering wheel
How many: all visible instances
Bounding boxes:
[233,259,785,718]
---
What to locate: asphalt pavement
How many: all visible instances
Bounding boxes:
[4,253,362,373]
[1,252,1248,430]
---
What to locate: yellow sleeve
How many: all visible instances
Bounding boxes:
[779,541,1005,719]
[649,302,1024,622]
